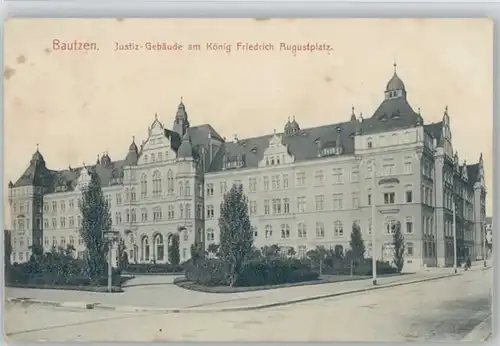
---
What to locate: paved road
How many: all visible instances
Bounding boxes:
[6,271,453,310]
[5,268,492,342]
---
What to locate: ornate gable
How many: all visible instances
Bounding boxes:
[138,114,176,165]
[76,167,92,191]
[258,130,295,168]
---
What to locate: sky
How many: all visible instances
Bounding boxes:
[3,18,493,228]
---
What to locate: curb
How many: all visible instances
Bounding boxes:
[6,273,457,313]
[461,315,492,342]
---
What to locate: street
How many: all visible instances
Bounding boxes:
[4,267,492,342]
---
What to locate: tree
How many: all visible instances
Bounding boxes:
[190,243,205,264]
[207,243,220,257]
[116,238,128,270]
[168,234,180,265]
[349,222,366,262]
[393,221,405,273]
[4,229,12,267]
[218,184,254,286]
[261,244,281,259]
[79,169,111,279]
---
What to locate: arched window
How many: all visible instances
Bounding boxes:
[152,170,162,196]
[185,181,191,196]
[179,181,184,197]
[185,204,191,218]
[298,223,307,238]
[167,170,174,194]
[154,234,164,261]
[130,187,136,201]
[334,221,344,237]
[141,235,150,262]
[125,188,130,201]
[140,173,148,198]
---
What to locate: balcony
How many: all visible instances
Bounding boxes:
[377,203,401,214]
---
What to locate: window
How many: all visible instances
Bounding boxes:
[334,221,343,237]
[77,216,82,227]
[296,197,306,213]
[265,225,273,239]
[131,208,137,222]
[249,178,257,192]
[406,242,414,256]
[51,201,57,212]
[352,192,359,209]
[405,217,413,234]
[404,160,412,174]
[315,170,324,185]
[351,166,359,182]
[69,236,75,245]
[296,172,306,186]
[332,168,343,184]
[207,205,215,218]
[69,216,75,227]
[405,185,413,203]
[141,208,148,222]
[115,212,122,225]
[272,198,282,214]
[153,207,162,221]
[385,218,397,234]
[167,205,175,220]
[367,137,373,148]
[60,236,66,247]
[281,224,290,239]
[60,200,66,212]
[283,174,289,188]
[43,219,49,228]
[298,223,307,238]
[140,174,148,198]
[167,170,174,194]
[130,187,137,201]
[333,194,344,210]
[152,170,162,196]
[384,192,395,205]
[206,228,215,241]
[315,195,324,211]
[264,199,270,215]
[185,181,191,196]
[60,217,66,228]
[271,175,280,190]
[283,198,290,214]
[43,202,49,212]
[141,236,150,262]
[220,181,227,194]
[263,177,269,190]
[316,222,325,238]
[249,201,257,215]
[382,163,395,176]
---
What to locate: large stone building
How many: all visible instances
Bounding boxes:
[7,65,487,271]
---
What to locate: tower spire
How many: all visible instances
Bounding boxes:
[393,56,397,73]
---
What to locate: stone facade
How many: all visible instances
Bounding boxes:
[7,65,487,272]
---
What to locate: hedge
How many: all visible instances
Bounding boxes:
[7,261,124,288]
[184,257,319,287]
[123,263,184,274]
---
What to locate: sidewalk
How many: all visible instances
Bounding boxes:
[5,270,466,313]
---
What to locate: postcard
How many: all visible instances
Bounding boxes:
[3,18,493,342]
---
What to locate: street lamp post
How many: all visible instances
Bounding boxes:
[370,159,377,285]
[483,223,487,267]
[452,202,457,274]
[103,230,119,293]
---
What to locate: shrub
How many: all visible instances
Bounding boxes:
[123,263,184,274]
[354,259,398,276]
[184,257,318,287]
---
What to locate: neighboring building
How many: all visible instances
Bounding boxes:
[7,64,487,271]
